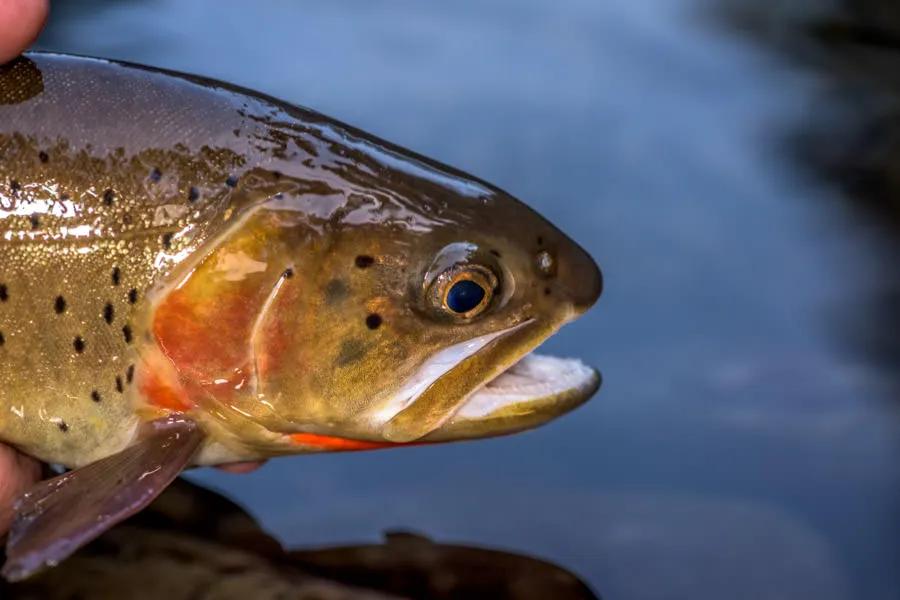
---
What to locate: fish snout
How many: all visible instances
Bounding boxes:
[539,240,602,313]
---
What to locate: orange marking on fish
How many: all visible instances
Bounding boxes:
[289,433,407,452]
[136,346,195,412]
[139,368,193,411]
[153,286,255,381]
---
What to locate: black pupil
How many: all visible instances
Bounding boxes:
[446,280,486,314]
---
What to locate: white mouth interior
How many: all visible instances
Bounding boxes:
[455,353,597,419]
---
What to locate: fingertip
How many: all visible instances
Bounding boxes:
[215,460,266,474]
[0,0,50,65]
[0,445,41,534]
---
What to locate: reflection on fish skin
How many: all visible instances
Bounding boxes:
[0,478,600,600]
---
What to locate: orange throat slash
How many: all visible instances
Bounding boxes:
[287,433,421,452]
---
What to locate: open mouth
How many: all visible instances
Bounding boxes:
[380,317,601,442]
[453,352,599,420]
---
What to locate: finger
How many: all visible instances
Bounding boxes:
[0,444,41,534]
[0,0,50,64]
[214,460,266,474]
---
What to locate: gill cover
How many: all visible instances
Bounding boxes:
[150,201,303,431]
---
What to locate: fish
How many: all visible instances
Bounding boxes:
[0,52,602,580]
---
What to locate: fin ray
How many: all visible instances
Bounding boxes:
[1,416,202,581]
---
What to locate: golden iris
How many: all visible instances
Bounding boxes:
[431,266,496,319]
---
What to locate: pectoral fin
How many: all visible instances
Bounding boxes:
[1,416,203,582]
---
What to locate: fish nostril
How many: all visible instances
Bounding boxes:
[535,250,556,278]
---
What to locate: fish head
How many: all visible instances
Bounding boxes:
[151,129,602,451]
[247,166,603,447]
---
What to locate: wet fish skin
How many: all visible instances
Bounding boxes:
[0,53,601,469]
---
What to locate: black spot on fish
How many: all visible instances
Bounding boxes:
[91,390,101,403]
[115,377,123,393]
[0,331,5,346]
[57,421,68,432]
[188,187,199,202]
[103,189,115,206]
[490,249,502,258]
[122,324,133,344]
[324,279,348,304]
[73,336,85,353]
[128,289,138,304]
[355,255,374,269]
[29,214,39,230]
[272,170,283,180]
[162,232,174,249]
[9,179,19,192]
[225,175,239,188]
[537,236,544,246]
[103,302,114,324]
[54,295,66,314]
[336,339,366,367]
[283,268,294,279]
[111,267,121,286]
[365,313,382,330]
[544,287,552,296]
[38,151,48,163]
[126,364,135,383]
[0,283,8,301]
[149,168,162,183]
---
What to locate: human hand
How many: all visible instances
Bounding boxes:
[0,0,49,64]
[0,445,41,536]
[0,0,50,536]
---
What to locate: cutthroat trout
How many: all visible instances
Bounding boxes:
[0,53,602,580]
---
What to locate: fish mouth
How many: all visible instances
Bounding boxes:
[380,318,600,443]
[422,352,600,442]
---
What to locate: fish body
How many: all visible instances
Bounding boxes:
[0,53,601,579]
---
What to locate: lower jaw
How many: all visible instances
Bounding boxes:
[422,353,601,441]
[422,389,598,442]
[422,358,601,442]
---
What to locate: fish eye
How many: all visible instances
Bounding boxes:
[446,279,485,313]
[429,265,497,319]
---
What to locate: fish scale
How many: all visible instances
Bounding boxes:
[0,136,234,467]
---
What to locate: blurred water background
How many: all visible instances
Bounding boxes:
[34,1,900,598]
